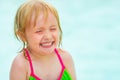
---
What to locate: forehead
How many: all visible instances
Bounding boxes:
[30,11,58,28]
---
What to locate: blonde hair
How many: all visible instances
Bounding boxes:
[14,0,62,50]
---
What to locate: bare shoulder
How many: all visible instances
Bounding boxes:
[11,53,27,68]
[58,48,76,80]
[58,48,73,63]
[10,52,28,80]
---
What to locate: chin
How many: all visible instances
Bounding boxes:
[40,45,55,54]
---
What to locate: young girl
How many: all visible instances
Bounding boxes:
[10,0,76,80]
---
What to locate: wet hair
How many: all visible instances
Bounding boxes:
[14,0,62,51]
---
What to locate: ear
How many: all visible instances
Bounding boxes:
[16,31,27,42]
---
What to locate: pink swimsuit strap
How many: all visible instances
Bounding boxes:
[54,48,65,80]
[24,48,34,75]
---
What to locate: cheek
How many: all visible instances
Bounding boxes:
[53,32,60,42]
[26,34,41,43]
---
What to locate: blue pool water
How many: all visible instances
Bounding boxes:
[0,0,120,80]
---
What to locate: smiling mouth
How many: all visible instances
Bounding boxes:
[40,41,54,48]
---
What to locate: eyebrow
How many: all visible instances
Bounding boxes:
[50,25,57,27]
[34,24,57,29]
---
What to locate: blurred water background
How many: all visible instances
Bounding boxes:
[0,0,120,80]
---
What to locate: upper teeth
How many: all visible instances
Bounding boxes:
[41,42,52,46]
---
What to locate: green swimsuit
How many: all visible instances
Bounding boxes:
[24,48,72,80]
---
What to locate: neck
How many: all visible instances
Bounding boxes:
[27,48,55,62]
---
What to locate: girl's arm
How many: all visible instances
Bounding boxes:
[10,54,27,80]
[65,52,76,80]
[60,49,76,80]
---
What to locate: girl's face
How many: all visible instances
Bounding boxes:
[24,12,59,55]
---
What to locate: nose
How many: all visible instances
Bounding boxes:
[43,31,52,40]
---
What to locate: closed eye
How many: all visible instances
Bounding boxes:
[50,28,56,31]
[35,30,42,33]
